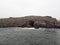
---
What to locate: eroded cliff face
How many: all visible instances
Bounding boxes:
[0,16,60,28]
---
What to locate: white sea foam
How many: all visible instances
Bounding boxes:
[23,28,35,29]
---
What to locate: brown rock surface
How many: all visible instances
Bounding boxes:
[0,16,60,28]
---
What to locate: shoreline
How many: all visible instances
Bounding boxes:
[0,27,60,29]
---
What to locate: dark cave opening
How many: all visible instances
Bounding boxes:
[29,20,34,27]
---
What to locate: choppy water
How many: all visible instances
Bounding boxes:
[0,27,60,45]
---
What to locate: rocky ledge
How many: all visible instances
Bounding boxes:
[0,16,60,29]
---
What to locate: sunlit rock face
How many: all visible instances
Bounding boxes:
[0,16,60,28]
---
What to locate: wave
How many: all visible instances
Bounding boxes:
[22,27,35,29]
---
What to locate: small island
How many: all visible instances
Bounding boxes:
[0,16,60,29]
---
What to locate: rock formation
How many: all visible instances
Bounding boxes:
[0,16,60,29]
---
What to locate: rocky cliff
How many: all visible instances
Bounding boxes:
[0,16,60,28]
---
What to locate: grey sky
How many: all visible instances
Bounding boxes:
[0,0,60,19]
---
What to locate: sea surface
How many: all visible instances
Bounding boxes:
[0,27,60,45]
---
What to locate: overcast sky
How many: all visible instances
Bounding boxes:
[0,0,60,19]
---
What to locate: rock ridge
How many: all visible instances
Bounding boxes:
[0,16,60,29]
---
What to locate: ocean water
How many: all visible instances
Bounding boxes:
[0,27,60,45]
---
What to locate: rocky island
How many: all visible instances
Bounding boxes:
[0,16,60,29]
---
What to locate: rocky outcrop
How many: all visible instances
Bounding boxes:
[55,21,60,28]
[0,16,60,29]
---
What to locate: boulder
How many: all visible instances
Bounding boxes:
[33,21,40,29]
